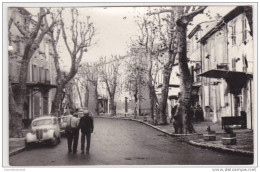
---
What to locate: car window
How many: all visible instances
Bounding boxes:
[32,119,52,126]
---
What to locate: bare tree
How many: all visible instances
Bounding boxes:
[8,8,59,137]
[125,49,147,118]
[73,77,84,108]
[149,6,207,133]
[133,10,175,125]
[100,55,121,116]
[50,8,95,116]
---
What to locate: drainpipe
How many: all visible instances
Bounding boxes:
[230,94,233,116]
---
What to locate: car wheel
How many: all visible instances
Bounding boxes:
[57,136,61,143]
[50,135,58,146]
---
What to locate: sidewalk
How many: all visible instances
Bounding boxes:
[9,114,254,157]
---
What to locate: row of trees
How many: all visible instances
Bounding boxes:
[9,6,253,137]
[126,6,207,133]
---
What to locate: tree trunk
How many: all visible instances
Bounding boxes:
[9,80,23,137]
[109,94,116,116]
[133,82,138,119]
[10,46,31,137]
[158,67,172,125]
[75,81,83,107]
[51,85,65,116]
[85,85,89,108]
[146,53,157,124]
[174,17,195,134]
[94,83,99,116]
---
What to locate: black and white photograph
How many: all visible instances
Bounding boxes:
[2,1,258,169]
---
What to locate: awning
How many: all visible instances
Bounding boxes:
[26,82,57,89]
[169,95,178,100]
[12,82,57,91]
[157,84,180,88]
[198,69,253,79]
[198,69,253,94]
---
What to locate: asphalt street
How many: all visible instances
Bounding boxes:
[9,118,253,166]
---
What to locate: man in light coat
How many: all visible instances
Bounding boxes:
[66,113,80,153]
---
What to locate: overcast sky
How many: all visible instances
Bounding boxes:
[26,5,235,69]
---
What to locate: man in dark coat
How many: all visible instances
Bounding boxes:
[79,110,94,154]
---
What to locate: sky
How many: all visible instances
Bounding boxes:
[26,5,236,69]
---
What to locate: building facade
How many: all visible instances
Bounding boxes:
[8,8,57,126]
[188,6,253,129]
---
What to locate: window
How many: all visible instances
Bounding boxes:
[242,17,247,42]
[242,55,248,73]
[32,65,39,82]
[41,67,45,82]
[45,69,50,83]
[231,24,236,46]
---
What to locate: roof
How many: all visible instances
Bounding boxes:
[199,6,247,44]
[198,69,253,79]
[188,21,219,40]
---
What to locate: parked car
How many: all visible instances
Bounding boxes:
[59,115,72,135]
[25,116,61,147]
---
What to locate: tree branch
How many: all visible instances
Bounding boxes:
[61,19,72,56]
[147,9,173,16]
[30,8,50,40]
[177,6,207,26]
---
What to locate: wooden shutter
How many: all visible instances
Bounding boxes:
[34,96,40,118]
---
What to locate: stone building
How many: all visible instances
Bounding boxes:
[8,7,57,127]
[188,6,253,129]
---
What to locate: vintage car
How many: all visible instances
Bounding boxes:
[59,115,71,135]
[25,116,61,147]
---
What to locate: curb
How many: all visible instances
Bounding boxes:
[188,140,253,157]
[95,116,254,156]
[9,147,26,157]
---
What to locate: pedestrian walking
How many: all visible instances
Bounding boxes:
[66,112,80,153]
[195,105,204,122]
[170,104,178,123]
[79,109,94,154]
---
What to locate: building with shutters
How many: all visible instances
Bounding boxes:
[8,7,57,127]
[188,6,253,129]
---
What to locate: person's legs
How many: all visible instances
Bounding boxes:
[73,129,79,153]
[86,132,91,153]
[81,132,86,153]
[67,132,73,152]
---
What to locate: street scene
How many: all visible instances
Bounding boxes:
[6,3,255,167]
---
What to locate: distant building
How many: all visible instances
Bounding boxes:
[87,55,151,116]
[8,8,57,126]
[188,6,253,129]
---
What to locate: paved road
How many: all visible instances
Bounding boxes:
[9,118,253,166]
